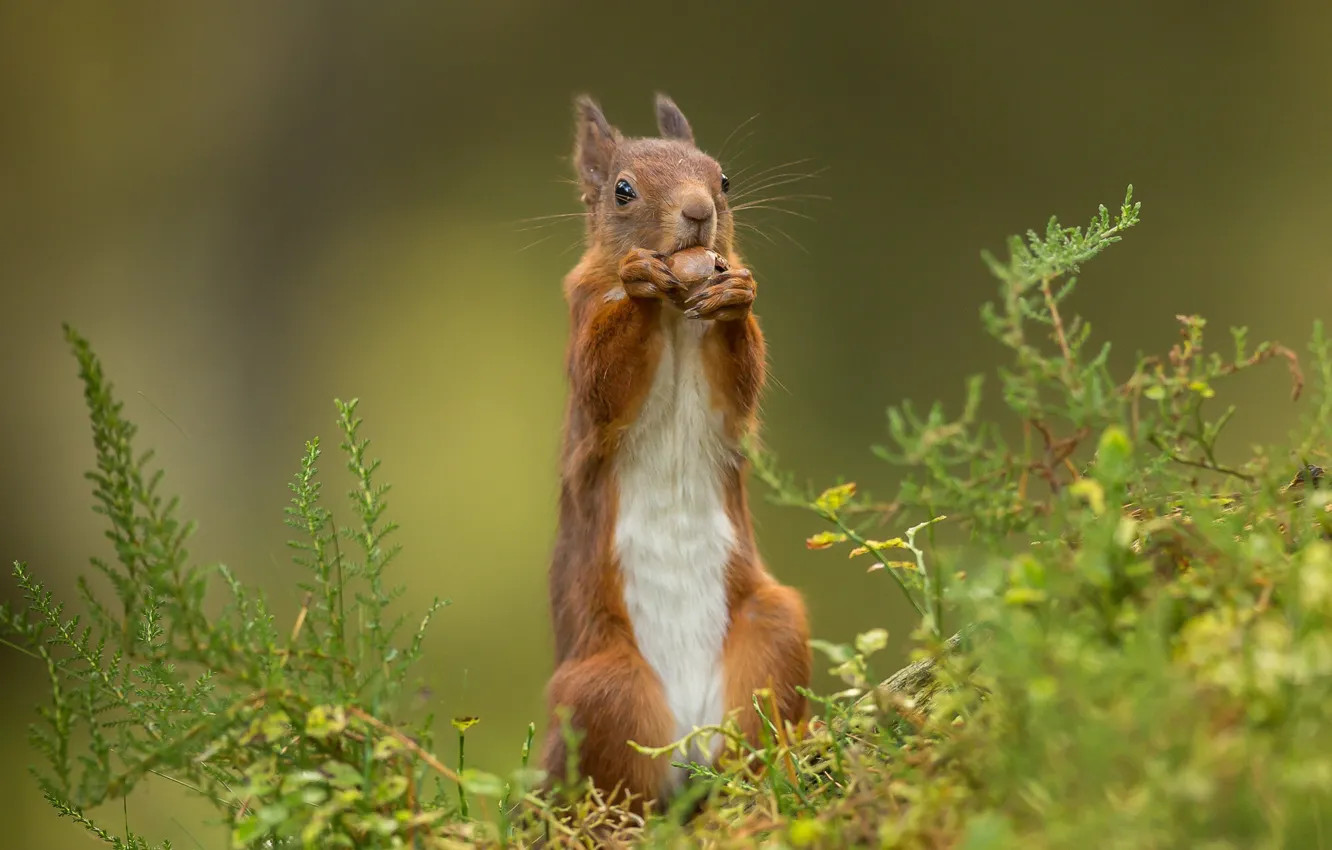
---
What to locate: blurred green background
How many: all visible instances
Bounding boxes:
[2,2,1329,846]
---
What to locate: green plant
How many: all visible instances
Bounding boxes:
[0,330,491,848]
[726,186,1332,848]
[6,185,1331,849]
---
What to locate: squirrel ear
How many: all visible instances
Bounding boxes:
[573,95,619,200]
[655,93,694,144]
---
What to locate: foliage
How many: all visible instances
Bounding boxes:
[723,186,1332,848]
[1,331,477,848]
[5,185,1332,848]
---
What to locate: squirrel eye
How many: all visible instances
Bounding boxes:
[614,179,637,206]
[721,173,730,194]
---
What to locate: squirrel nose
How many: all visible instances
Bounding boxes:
[680,194,714,223]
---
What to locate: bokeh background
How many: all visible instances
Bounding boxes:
[3,2,1330,845]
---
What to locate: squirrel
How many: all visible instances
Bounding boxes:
[540,93,812,813]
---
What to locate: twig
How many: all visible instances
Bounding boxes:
[850,623,986,718]
[1217,342,1305,402]
[1149,436,1256,483]
[828,514,927,620]
[1040,277,1073,371]
[762,683,799,788]
[346,707,461,783]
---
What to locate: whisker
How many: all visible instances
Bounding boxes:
[734,220,779,247]
[730,175,823,202]
[733,192,831,205]
[514,220,585,236]
[508,211,589,235]
[731,203,815,221]
[512,211,588,225]
[731,175,806,199]
[732,157,814,178]
[720,138,759,179]
[730,158,815,183]
[768,223,810,254]
[558,235,586,257]
[515,233,560,254]
[724,134,757,168]
[717,112,761,161]
[730,166,830,200]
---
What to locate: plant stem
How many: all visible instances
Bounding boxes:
[456,726,469,818]
[827,515,927,621]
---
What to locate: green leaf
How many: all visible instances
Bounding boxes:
[1003,587,1048,606]
[371,775,409,805]
[304,705,348,740]
[855,628,890,656]
[322,760,364,789]
[788,817,827,847]
[1093,425,1133,486]
[459,768,506,798]
[958,812,1017,849]
[809,639,854,664]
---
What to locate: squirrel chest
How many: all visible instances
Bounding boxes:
[614,310,734,764]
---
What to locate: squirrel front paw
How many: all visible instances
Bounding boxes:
[618,248,687,304]
[683,268,755,322]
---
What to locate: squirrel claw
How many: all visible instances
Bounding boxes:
[619,247,687,302]
[683,269,756,321]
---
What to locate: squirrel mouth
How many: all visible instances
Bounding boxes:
[671,229,714,253]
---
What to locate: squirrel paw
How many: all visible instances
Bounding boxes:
[619,248,687,304]
[682,268,755,321]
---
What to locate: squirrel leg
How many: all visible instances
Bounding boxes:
[720,581,812,754]
[540,646,676,814]
[568,295,667,437]
[702,313,766,441]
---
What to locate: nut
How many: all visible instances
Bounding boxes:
[667,247,727,285]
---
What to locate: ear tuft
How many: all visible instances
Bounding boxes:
[573,94,620,201]
[655,93,694,144]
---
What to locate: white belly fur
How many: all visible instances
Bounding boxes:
[614,312,734,790]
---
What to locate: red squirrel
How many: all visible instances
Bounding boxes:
[541,93,812,811]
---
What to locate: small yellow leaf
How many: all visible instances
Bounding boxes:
[805,531,847,550]
[451,716,480,733]
[848,538,907,558]
[372,735,405,761]
[866,560,916,574]
[1004,587,1048,606]
[788,817,827,847]
[814,482,857,514]
[1069,478,1107,515]
[305,705,348,740]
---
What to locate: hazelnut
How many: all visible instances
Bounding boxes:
[667,247,727,285]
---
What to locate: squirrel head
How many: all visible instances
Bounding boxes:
[573,93,734,258]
